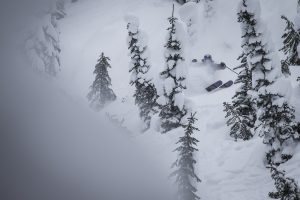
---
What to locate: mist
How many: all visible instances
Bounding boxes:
[0,1,172,200]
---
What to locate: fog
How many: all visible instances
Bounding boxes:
[0,1,172,200]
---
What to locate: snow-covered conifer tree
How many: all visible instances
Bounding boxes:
[204,0,215,19]
[170,113,201,200]
[244,0,298,165]
[125,15,159,131]
[280,15,300,76]
[54,0,67,20]
[269,167,300,200]
[159,5,188,133]
[179,2,200,42]
[261,98,298,165]
[223,0,257,141]
[87,53,116,110]
[25,1,63,76]
[223,102,255,141]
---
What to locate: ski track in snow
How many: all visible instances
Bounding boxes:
[58,0,300,200]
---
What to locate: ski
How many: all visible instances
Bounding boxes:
[219,80,233,89]
[205,80,223,92]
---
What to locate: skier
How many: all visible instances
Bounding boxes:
[201,54,227,71]
[202,54,214,65]
[199,54,234,92]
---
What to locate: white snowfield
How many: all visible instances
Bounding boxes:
[55,0,300,200]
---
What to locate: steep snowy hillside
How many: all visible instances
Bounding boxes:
[0,60,173,200]
[54,0,300,200]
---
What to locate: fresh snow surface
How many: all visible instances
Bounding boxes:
[52,0,300,200]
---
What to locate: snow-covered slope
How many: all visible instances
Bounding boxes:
[56,0,300,200]
[0,63,173,200]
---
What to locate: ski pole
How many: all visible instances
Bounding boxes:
[226,66,238,75]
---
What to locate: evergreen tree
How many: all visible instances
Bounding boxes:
[261,99,297,165]
[223,0,257,141]
[295,121,300,137]
[269,166,300,200]
[125,15,159,131]
[246,3,272,92]
[87,53,116,110]
[54,0,67,20]
[170,113,201,200]
[179,1,200,42]
[223,102,254,141]
[159,5,188,133]
[244,4,300,198]
[280,15,300,76]
[204,0,215,19]
[25,2,62,76]
[244,0,298,165]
